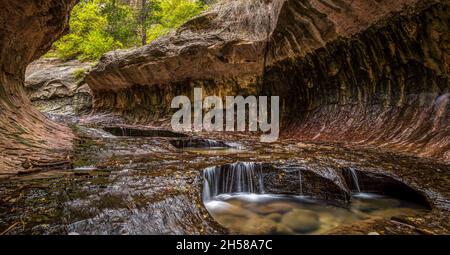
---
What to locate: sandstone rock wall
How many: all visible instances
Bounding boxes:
[86,0,278,121]
[0,0,77,174]
[85,0,449,162]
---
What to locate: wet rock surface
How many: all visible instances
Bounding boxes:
[0,0,448,236]
[0,124,448,234]
[103,126,188,138]
[25,58,93,115]
[281,209,320,233]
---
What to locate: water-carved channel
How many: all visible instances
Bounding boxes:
[203,163,431,235]
[0,126,446,235]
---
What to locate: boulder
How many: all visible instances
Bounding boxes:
[25,58,93,114]
[280,208,320,233]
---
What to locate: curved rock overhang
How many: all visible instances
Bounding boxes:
[264,1,450,161]
[85,0,449,162]
[0,0,78,174]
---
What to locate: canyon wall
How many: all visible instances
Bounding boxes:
[266,1,449,161]
[86,0,449,162]
[0,0,77,174]
[25,58,93,115]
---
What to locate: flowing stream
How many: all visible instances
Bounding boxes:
[203,163,429,235]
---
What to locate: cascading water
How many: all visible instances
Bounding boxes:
[203,167,217,202]
[203,162,265,201]
[349,168,361,192]
[205,139,224,148]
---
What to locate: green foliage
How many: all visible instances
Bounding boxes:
[148,0,207,40]
[50,0,207,61]
[52,0,121,61]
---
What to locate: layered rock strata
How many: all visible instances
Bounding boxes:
[265,1,450,161]
[0,0,77,174]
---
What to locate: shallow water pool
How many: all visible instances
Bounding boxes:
[205,193,429,234]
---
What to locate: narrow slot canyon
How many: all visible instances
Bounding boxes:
[0,0,448,235]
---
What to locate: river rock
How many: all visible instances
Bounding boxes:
[241,217,278,235]
[266,213,283,222]
[0,0,77,174]
[281,209,320,233]
[276,223,295,235]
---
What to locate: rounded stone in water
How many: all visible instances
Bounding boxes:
[204,193,428,235]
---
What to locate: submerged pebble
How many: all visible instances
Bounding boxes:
[280,209,320,233]
[205,194,428,235]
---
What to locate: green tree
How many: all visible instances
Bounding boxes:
[103,0,139,47]
[158,0,206,28]
[52,0,121,61]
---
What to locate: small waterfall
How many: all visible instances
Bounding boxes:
[349,168,361,192]
[204,139,224,148]
[203,162,265,201]
[258,164,265,194]
[206,139,215,147]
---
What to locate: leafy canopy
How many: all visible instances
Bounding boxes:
[50,0,207,61]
